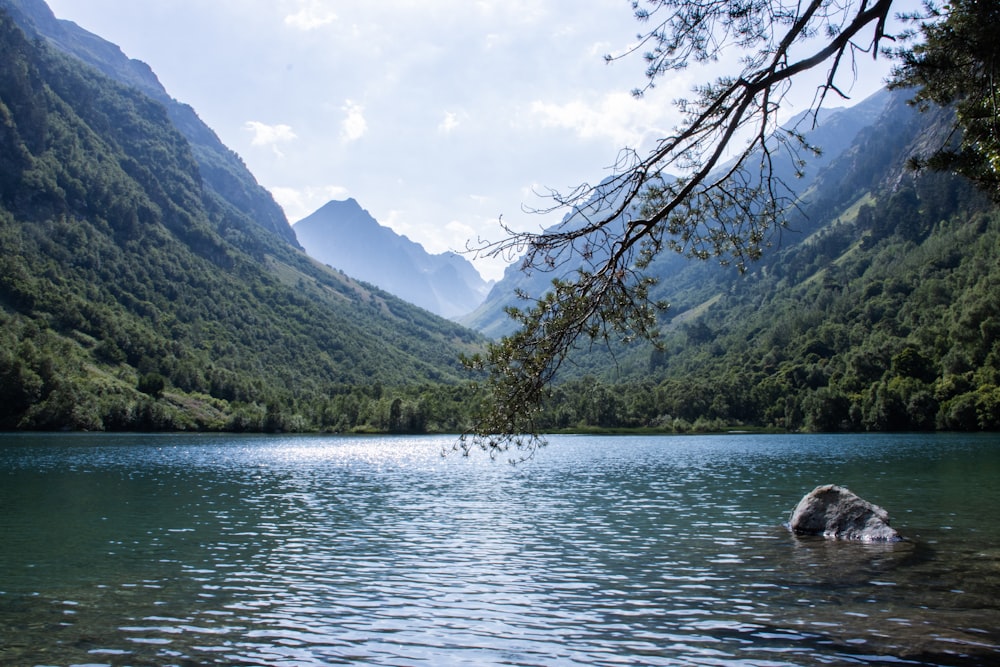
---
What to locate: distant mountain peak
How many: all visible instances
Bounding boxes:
[0,9,479,431]
[294,200,490,319]
[319,197,363,212]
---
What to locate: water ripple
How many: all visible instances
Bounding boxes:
[1,433,999,665]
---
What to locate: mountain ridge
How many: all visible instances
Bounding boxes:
[0,4,481,432]
[460,87,896,336]
[472,84,1000,433]
[3,0,998,436]
[294,198,491,319]
[0,0,298,248]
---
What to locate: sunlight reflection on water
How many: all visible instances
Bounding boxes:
[1,432,998,666]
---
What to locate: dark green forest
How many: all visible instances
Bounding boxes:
[457,85,1000,436]
[511,74,1000,434]
[534,176,1000,433]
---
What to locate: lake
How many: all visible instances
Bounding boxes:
[1,432,998,666]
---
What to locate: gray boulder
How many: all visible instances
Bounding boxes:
[789,484,901,542]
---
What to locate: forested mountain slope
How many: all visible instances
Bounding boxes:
[1,0,297,247]
[0,10,481,431]
[520,93,1000,433]
[462,89,894,336]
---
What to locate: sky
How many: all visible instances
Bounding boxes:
[44,0,901,281]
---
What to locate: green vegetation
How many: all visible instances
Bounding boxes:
[2,4,999,440]
[891,0,1000,201]
[462,0,1000,454]
[0,11,481,432]
[487,80,1000,435]
[523,172,1000,434]
[459,83,1000,441]
[463,0,904,453]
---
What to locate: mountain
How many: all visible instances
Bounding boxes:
[4,0,996,437]
[1,0,298,248]
[461,89,895,337]
[294,199,492,319]
[470,86,1000,433]
[0,4,482,432]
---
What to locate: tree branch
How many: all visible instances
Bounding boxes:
[464,0,904,456]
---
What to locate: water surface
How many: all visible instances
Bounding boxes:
[1,432,998,666]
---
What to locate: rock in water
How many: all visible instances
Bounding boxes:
[789,484,901,542]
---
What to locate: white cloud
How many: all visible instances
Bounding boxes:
[43,1,900,285]
[284,1,338,31]
[443,219,478,250]
[243,121,298,158]
[380,209,413,240]
[380,209,486,258]
[244,120,298,146]
[437,110,463,134]
[340,100,368,142]
[529,90,673,149]
[452,213,526,281]
[474,0,549,25]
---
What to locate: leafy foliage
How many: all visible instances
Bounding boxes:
[492,157,1000,435]
[890,0,1000,199]
[464,0,906,452]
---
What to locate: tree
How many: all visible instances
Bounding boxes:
[138,372,166,399]
[462,0,993,457]
[889,0,1000,200]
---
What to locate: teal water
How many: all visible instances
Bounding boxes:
[0,433,998,666]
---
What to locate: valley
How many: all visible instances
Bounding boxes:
[1,0,998,436]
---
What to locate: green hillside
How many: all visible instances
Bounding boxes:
[521,96,1000,433]
[2,0,998,437]
[0,11,481,432]
[2,0,298,248]
[461,90,895,338]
